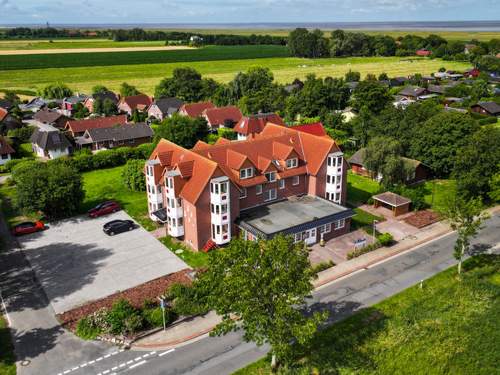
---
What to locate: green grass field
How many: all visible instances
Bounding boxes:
[81,166,155,231]
[0,45,289,70]
[347,171,382,205]
[0,55,471,96]
[0,38,167,50]
[235,254,500,375]
[159,236,209,268]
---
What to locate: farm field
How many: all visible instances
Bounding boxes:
[235,254,500,375]
[0,38,168,50]
[0,55,471,96]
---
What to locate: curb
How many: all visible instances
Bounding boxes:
[133,326,215,350]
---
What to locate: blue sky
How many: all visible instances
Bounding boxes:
[0,0,498,24]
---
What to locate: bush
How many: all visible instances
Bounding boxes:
[377,232,394,246]
[167,283,209,317]
[347,242,382,260]
[478,117,498,126]
[76,317,102,340]
[142,306,176,329]
[3,157,35,172]
[122,159,146,191]
[391,185,428,211]
[7,126,35,142]
[312,260,335,273]
[106,299,143,336]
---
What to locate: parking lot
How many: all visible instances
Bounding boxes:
[18,211,188,314]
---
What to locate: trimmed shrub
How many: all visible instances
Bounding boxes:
[347,242,382,260]
[378,232,394,246]
[3,157,35,173]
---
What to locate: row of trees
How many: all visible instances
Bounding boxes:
[1,27,106,39]
[288,28,500,61]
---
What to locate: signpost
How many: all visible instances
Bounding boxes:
[157,295,167,331]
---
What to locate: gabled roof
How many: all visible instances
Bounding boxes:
[65,115,128,134]
[63,94,88,104]
[292,122,327,137]
[180,102,215,118]
[473,101,500,116]
[34,109,66,124]
[398,86,427,98]
[0,136,14,155]
[81,123,153,143]
[203,106,242,126]
[151,97,184,115]
[120,94,152,111]
[235,113,285,136]
[427,84,446,94]
[0,108,7,122]
[373,192,411,207]
[349,148,424,171]
[30,129,71,151]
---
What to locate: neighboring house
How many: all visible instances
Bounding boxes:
[33,109,70,129]
[30,127,71,159]
[202,106,243,130]
[335,107,357,122]
[0,136,15,165]
[84,91,119,113]
[284,78,304,93]
[62,94,88,113]
[348,148,430,184]
[427,84,446,95]
[398,86,427,100]
[147,97,184,121]
[19,97,47,113]
[345,81,359,92]
[179,101,215,118]
[390,77,409,87]
[75,123,153,151]
[292,122,328,137]
[146,123,353,250]
[416,49,431,57]
[0,108,22,135]
[65,114,128,138]
[393,96,416,108]
[118,94,153,115]
[470,101,500,117]
[464,44,477,54]
[234,113,285,140]
[464,68,480,78]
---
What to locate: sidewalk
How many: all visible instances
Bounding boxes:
[131,206,500,351]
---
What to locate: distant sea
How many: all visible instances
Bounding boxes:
[1,21,500,31]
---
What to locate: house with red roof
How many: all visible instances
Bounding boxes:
[64,115,128,138]
[292,122,328,137]
[178,102,215,118]
[118,94,152,116]
[234,113,285,140]
[145,123,353,251]
[202,106,243,130]
[416,49,431,57]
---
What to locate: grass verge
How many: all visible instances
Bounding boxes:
[235,254,500,374]
[159,236,209,269]
[347,171,381,206]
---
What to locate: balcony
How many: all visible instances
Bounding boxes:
[210,192,229,205]
[148,192,163,204]
[168,224,184,238]
[213,232,230,245]
[211,212,230,225]
[167,205,183,219]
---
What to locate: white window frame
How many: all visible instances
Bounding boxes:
[334,219,345,230]
[264,188,277,202]
[265,171,277,182]
[279,179,285,189]
[292,175,300,186]
[256,184,263,195]
[240,167,253,180]
[240,187,247,199]
[286,158,298,169]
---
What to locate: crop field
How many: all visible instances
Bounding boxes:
[0,54,471,96]
[0,38,167,50]
[0,45,290,70]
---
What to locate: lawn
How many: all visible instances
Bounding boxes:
[0,55,471,96]
[158,236,210,269]
[351,207,384,233]
[235,254,500,375]
[81,166,156,231]
[0,315,15,375]
[421,179,457,213]
[347,171,381,205]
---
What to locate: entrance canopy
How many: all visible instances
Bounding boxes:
[237,195,354,240]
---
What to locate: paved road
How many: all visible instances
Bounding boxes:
[2,213,499,375]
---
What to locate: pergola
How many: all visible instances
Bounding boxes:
[372,192,412,217]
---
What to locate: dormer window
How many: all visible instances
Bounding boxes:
[240,167,254,179]
[265,171,277,182]
[286,158,298,169]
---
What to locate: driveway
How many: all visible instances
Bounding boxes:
[18,211,188,314]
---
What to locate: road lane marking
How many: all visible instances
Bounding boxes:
[55,349,125,375]
[134,356,143,361]
[129,360,146,369]
[158,349,175,357]
[102,370,110,374]
[95,357,103,362]
[126,360,133,365]
[119,363,126,368]
[111,366,118,370]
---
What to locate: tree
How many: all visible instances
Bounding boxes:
[226,67,275,103]
[200,236,328,368]
[119,82,140,97]
[73,102,89,119]
[364,137,410,187]
[130,109,147,123]
[288,28,329,58]
[469,79,490,101]
[489,168,500,202]
[238,85,287,115]
[92,85,109,94]
[102,98,118,116]
[122,159,146,191]
[37,83,73,99]
[453,126,500,201]
[12,160,84,218]
[443,196,488,275]
[154,114,209,149]
[344,70,361,82]
[154,67,218,102]
[476,55,500,73]
[410,112,479,177]
[378,72,389,81]
[3,91,20,105]
[352,79,392,114]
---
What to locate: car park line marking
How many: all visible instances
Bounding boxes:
[72,367,79,371]
[142,353,150,358]
[129,360,146,369]
[158,348,175,357]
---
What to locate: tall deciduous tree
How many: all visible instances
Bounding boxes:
[122,159,146,191]
[155,67,219,102]
[352,79,392,114]
[153,113,209,149]
[119,82,140,97]
[37,83,73,99]
[443,197,488,275]
[200,236,328,368]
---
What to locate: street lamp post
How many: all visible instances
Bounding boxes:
[157,295,167,331]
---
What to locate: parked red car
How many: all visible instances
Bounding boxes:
[88,201,121,218]
[11,221,46,236]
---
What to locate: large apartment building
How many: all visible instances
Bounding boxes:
[146,123,354,251]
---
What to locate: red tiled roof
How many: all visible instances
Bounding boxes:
[235,113,285,135]
[0,136,14,155]
[292,122,327,137]
[0,108,7,122]
[120,95,152,111]
[65,115,128,134]
[180,102,215,118]
[203,106,242,126]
